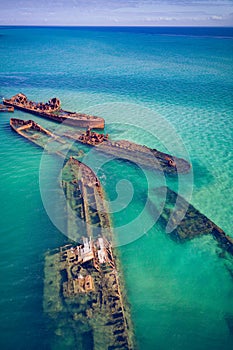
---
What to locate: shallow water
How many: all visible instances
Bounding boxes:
[0,26,233,349]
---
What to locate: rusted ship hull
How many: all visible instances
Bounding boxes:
[10,118,83,159]
[150,186,233,255]
[60,130,191,175]
[6,102,104,128]
[98,141,191,174]
[0,104,14,112]
[44,157,135,350]
[4,93,105,129]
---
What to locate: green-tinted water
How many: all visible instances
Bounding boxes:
[1,26,233,349]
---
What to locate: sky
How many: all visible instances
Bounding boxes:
[1,0,233,26]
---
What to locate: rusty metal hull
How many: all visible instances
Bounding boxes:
[0,104,14,112]
[10,118,83,159]
[4,95,105,129]
[60,130,191,175]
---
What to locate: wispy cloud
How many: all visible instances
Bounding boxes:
[0,0,233,26]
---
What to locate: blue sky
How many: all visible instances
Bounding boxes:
[1,0,233,26]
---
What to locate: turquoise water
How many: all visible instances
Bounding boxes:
[0,26,233,349]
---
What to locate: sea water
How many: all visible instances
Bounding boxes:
[0,26,233,349]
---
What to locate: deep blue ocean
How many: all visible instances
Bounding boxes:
[0,26,233,349]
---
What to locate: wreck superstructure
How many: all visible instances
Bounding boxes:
[4,93,105,129]
[44,237,134,350]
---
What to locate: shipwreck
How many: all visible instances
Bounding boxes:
[58,127,191,174]
[11,118,191,174]
[10,118,84,159]
[4,93,104,129]
[150,186,233,255]
[44,157,135,350]
[0,103,14,112]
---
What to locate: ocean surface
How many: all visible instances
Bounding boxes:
[0,26,233,349]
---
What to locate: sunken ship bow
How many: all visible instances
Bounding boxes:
[3,93,105,129]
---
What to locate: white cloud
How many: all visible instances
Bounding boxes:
[210,15,223,20]
[0,0,233,26]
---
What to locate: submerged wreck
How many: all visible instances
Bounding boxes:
[0,103,14,112]
[44,238,134,350]
[4,93,104,129]
[10,118,191,174]
[44,157,135,350]
[59,128,191,174]
[10,118,83,158]
[61,156,111,241]
[151,186,233,255]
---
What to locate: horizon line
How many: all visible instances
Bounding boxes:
[0,24,233,28]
